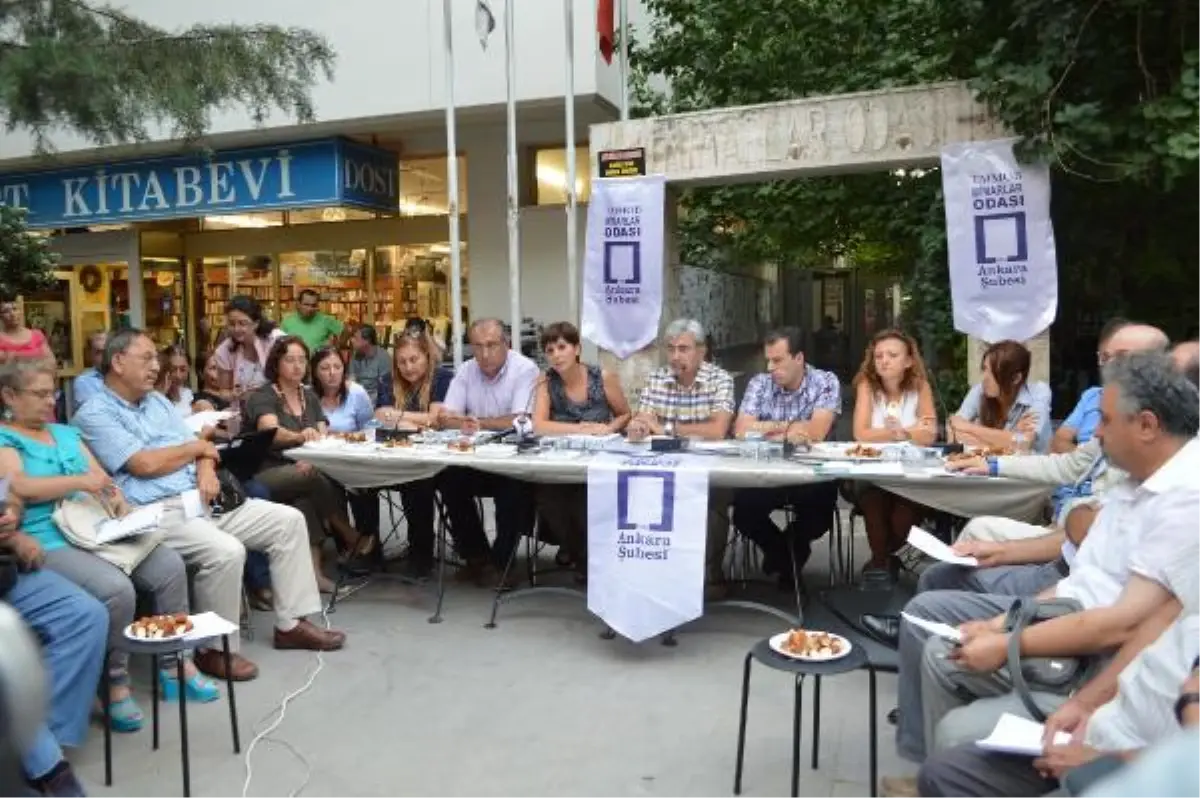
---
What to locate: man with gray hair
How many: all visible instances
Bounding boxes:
[914,349,1200,796]
[629,319,736,597]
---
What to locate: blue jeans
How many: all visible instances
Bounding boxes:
[243,480,272,591]
[7,569,108,779]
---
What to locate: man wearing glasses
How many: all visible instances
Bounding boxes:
[281,289,343,353]
[437,318,539,587]
[69,331,107,413]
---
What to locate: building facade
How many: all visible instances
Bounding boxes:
[0,0,643,373]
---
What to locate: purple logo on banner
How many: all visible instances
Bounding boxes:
[616,470,675,532]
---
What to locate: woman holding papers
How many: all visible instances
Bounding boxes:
[0,359,218,733]
[849,330,938,577]
[530,322,631,574]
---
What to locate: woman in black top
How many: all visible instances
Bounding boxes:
[531,321,630,573]
[243,336,360,593]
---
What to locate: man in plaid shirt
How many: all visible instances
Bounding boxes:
[732,327,842,588]
[629,319,735,597]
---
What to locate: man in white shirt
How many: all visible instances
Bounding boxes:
[916,614,1198,796]
[891,350,1199,772]
[436,318,540,586]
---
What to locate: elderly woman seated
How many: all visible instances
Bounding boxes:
[0,359,219,735]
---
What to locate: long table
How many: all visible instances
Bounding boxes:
[286,442,1054,523]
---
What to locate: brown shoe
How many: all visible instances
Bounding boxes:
[880,776,919,797]
[273,619,346,651]
[194,649,259,682]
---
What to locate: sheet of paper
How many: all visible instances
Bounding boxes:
[975,713,1070,757]
[901,612,963,643]
[184,611,240,642]
[846,462,905,476]
[95,503,164,544]
[185,410,234,435]
[624,473,667,528]
[181,489,207,520]
[907,527,978,566]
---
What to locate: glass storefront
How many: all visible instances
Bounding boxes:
[33,150,475,380]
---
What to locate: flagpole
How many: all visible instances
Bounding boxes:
[618,0,629,120]
[504,0,522,346]
[564,0,578,321]
[443,0,464,367]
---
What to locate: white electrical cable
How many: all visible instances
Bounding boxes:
[239,584,366,798]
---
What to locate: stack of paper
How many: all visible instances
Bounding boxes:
[907,527,979,566]
[183,612,241,642]
[975,713,1070,756]
[185,410,235,434]
[96,504,164,544]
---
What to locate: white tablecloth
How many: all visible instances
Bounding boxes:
[286,443,1052,522]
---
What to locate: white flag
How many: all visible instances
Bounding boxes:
[475,0,496,49]
[587,453,709,642]
[941,139,1058,342]
[581,175,666,358]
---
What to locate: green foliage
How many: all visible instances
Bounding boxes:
[632,0,1199,396]
[0,206,58,299]
[0,0,336,150]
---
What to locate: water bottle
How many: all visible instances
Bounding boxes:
[363,419,381,444]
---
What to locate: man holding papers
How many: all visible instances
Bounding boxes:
[917,614,1198,796]
[889,351,1199,786]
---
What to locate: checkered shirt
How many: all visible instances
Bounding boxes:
[737,366,842,423]
[636,361,735,424]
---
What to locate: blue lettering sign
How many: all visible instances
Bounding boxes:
[0,138,400,229]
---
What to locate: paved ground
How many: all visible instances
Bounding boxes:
[73,511,914,798]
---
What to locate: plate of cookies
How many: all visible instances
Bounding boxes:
[124,613,194,642]
[768,628,852,662]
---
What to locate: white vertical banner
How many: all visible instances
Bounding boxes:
[581,175,666,358]
[941,139,1058,342]
[587,453,709,643]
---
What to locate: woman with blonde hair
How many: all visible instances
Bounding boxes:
[374,329,454,578]
[850,329,938,576]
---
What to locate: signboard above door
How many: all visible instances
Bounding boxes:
[0,137,400,229]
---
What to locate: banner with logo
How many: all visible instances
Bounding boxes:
[581,175,666,358]
[941,139,1058,343]
[587,453,710,642]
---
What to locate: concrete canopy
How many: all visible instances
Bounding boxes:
[587,81,1047,387]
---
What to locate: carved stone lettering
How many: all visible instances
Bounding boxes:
[590,82,1004,184]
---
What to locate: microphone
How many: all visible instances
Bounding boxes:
[503,373,546,447]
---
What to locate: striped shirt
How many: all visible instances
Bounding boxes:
[636,362,735,424]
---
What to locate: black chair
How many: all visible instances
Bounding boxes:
[732,607,884,797]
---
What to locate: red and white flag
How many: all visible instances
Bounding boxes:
[597,0,615,63]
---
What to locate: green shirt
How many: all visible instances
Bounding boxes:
[281,311,343,352]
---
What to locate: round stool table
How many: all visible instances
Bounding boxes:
[100,631,241,797]
[732,635,880,797]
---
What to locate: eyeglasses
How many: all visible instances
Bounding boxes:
[280,356,308,366]
[19,388,55,400]
[120,352,158,365]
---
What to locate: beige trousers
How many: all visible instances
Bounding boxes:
[956,515,1052,544]
[157,497,322,648]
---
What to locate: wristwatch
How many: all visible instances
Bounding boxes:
[1174,691,1199,725]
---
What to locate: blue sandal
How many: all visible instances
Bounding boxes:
[159,670,220,704]
[105,695,144,733]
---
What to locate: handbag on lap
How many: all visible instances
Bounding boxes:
[1002,597,1103,721]
[52,493,165,576]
